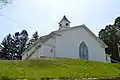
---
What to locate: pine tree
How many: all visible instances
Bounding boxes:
[26,31,39,49]
[18,30,28,59]
[12,32,20,59]
[0,34,14,60]
[0,30,29,60]
[33,31,39,41]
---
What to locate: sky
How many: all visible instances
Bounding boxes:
[0,0,120,41]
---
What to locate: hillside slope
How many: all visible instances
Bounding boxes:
[0,58,120,79]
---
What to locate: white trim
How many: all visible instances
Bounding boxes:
[82,25,108,48]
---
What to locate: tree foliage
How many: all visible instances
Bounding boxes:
[0,30,28,60]
[99,17,120,63]
[26,31,39,49]
[0,0,12,8]
[33,31,39,41]
[0,34,14,59]
[0,30,40,60]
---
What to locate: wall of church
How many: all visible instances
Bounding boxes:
[29,48,40,59]
[22,36,55,60]
[42,37,55,57]
[55,26,106,62]
[22,44,40,60]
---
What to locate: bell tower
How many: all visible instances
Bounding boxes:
[58,15,71,30]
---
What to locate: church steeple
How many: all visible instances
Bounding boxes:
[58,15,71,30]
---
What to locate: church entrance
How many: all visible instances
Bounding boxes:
[79,41,88,60]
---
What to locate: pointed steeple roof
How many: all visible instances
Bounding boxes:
[58,15,71,24]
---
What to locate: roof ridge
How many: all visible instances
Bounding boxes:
[58,15,71,24]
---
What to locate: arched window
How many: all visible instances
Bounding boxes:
[79,41,88,60]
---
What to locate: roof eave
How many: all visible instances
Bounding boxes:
[82,24,108,49]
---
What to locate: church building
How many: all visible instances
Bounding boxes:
[22,15,110,62]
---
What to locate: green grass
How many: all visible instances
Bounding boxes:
[0,58,120,79]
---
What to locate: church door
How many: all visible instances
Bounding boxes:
[79,41,88,60]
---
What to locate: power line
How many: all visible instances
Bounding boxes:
[0,13,16,22]
[0,13,33,29]
[0,13,47,34]
[0,13,56,38]
[0,13,32,31]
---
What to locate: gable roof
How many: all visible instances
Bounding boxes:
[81,25,108,48]
[21,32,61,56]
[58,15,71,24]
[22,24,108,56]
[55,24,107,48]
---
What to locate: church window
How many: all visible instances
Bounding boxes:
[60,24,62,26]
[50,49,53,52]
[66,23,68,26]
[79,41,88,60]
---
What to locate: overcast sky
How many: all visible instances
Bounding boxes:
[0,0,120,41]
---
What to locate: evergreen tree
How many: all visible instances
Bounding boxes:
[33,31,39,41]
[0,30,28,60]
[99,17,120,63]
[0,34,14,60]
[18,30,28,59]
[26,31,39,48]
[12,32,20,59]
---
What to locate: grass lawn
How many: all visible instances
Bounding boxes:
[0,58,120,79]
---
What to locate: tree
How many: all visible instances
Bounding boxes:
[115,17,120,25]
[26,31,39,48]
[0,34,14,60]
[99,17,120,63]
[20,30,28,52]
[33,31,39,41]
[13,30,28,60]
[0,30,28,60]
[0,0,13,8]
[0,0,11,3]
[12,32,21,59]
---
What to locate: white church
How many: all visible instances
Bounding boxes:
[22,15,110,62]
